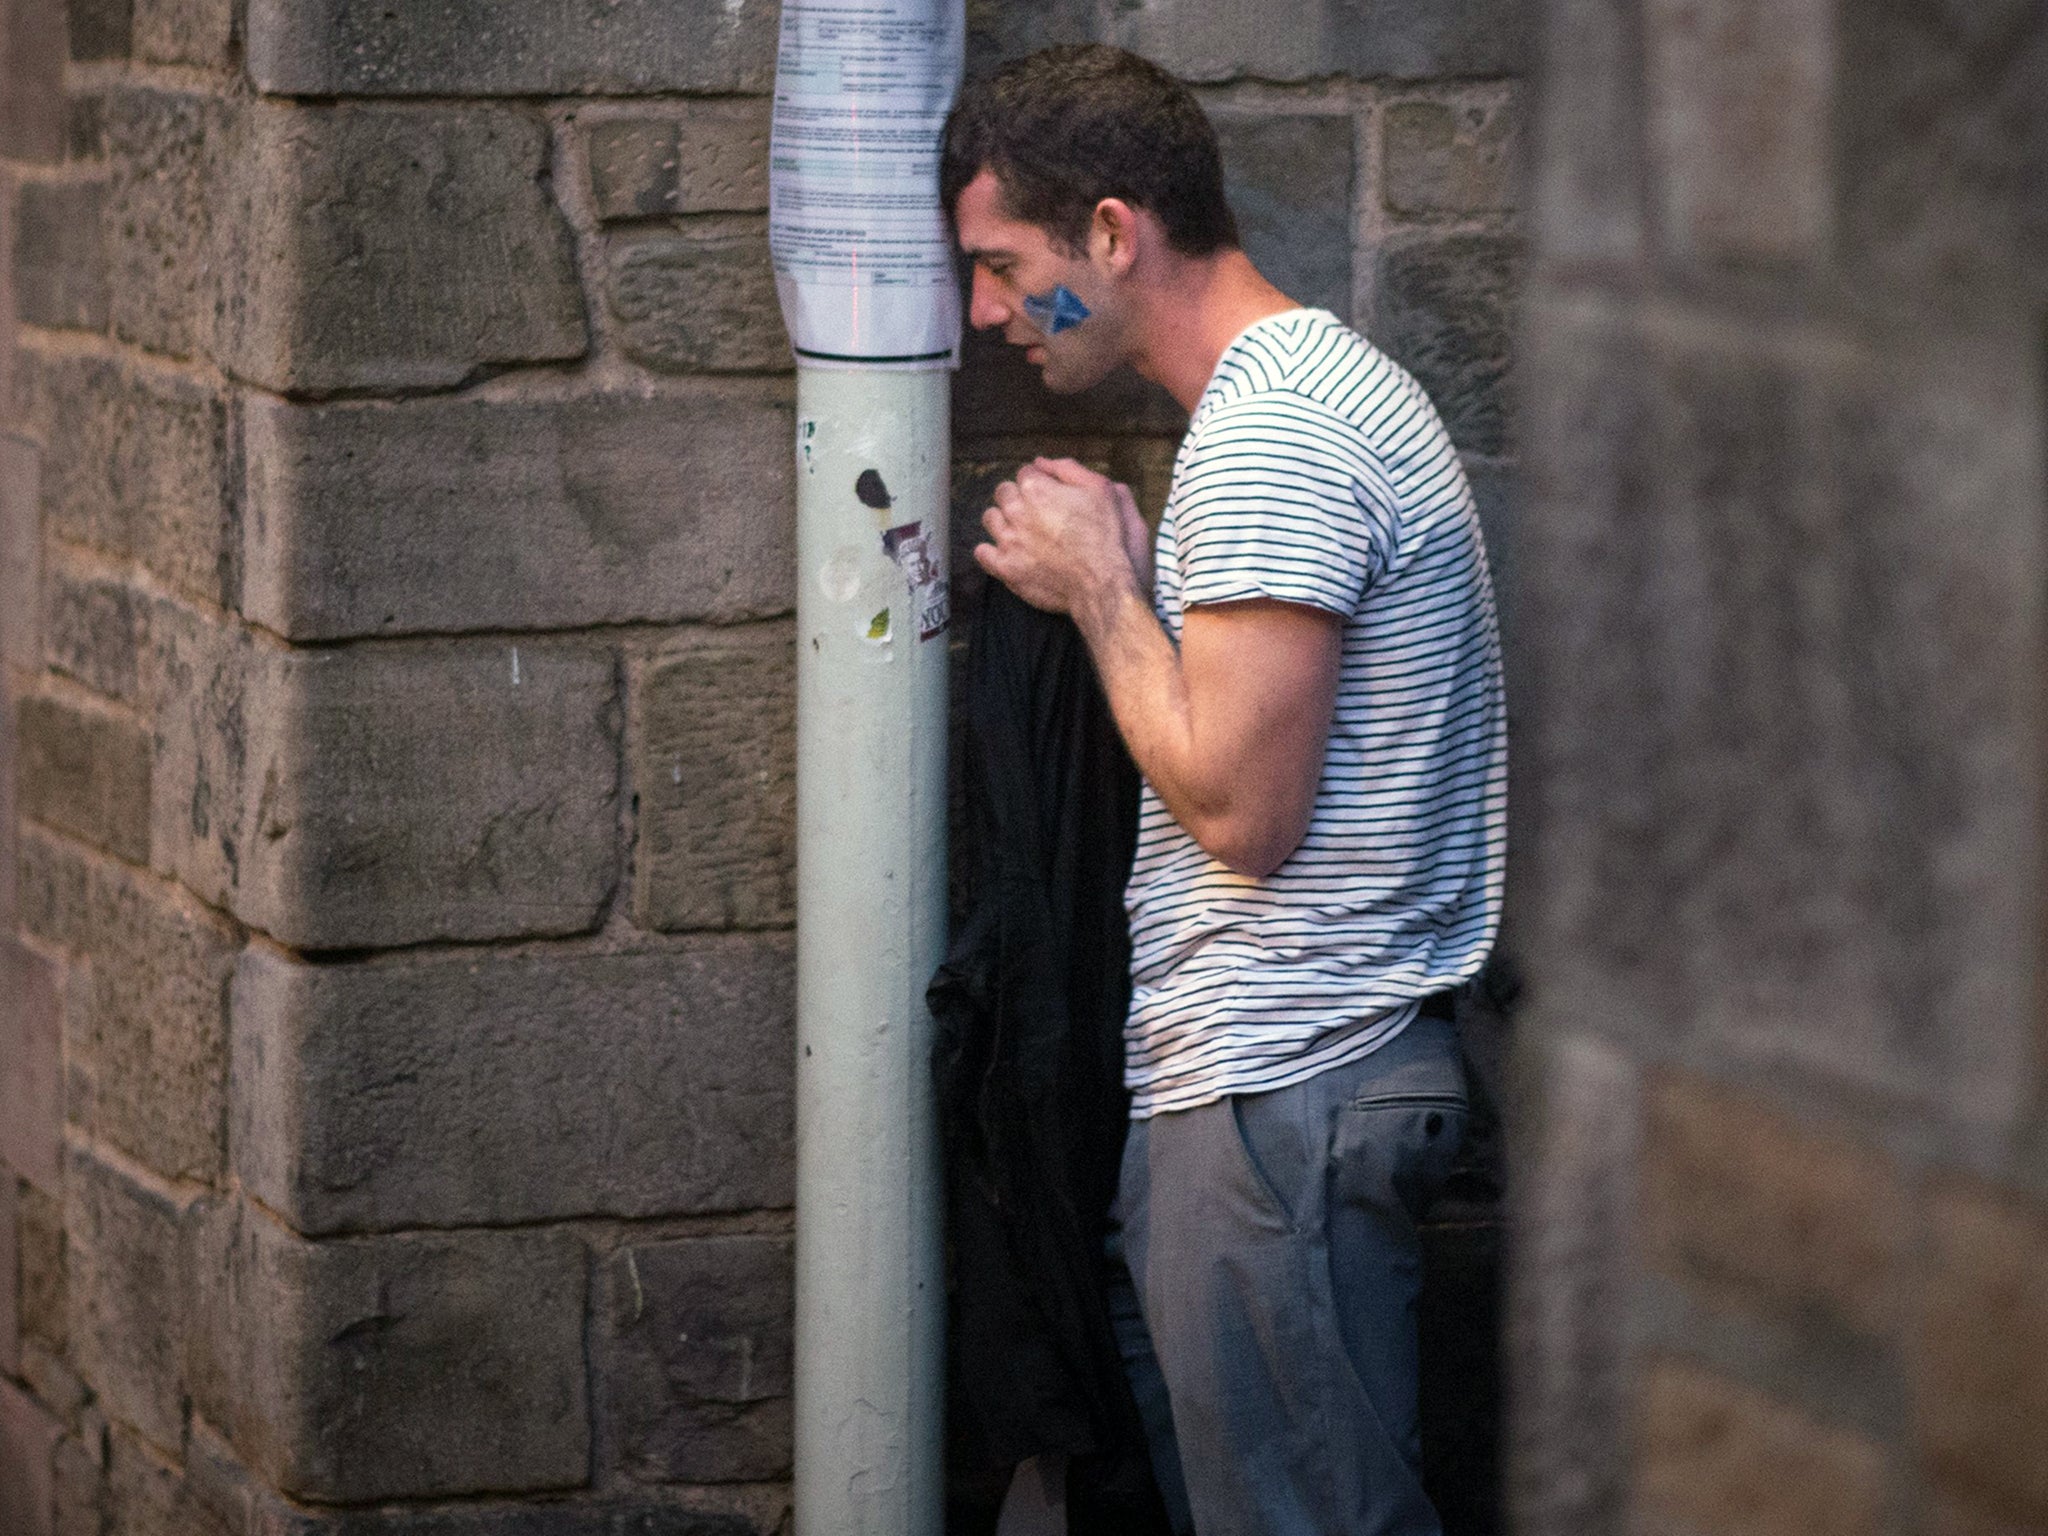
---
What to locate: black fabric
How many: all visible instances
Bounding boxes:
[929,582,1170,1536]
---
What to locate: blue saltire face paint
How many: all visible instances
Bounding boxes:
[1021,283,1091,335]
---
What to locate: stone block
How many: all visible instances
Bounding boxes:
[1636,1359,1886,1536]
[964,0,1100,77]
[1916,1183,2048,1525]
[51,1427,106,1536]
[1528,0,1646,265]
[17,1181,64,1353]
[147,612,620,950]
[1212,111,1354,317]
[1836,0,2047,296]
[1514,298,2044,1109]
[14,349,237,608]
[239,387,796,640]
[606,219,788,374]
[0,1376,63,1536]
[43,555,146,704]
[1,432,41,674]
[597,1234,793,1483]
[1643,1072,1903,1337]
[188,1197,588,1503]
[588,102,772,221]
[131,0,233,66]
[1644,0,1833,265]
[230,933,795,1234]
[17,834,236,1183]
[0,0,69,164]
[0,940,63,1191]
[1372,232,1521,457]
[107,1427,237,1536]
[1382,87,1521,218]
[15,693,151,863]
[102,89,229,362]
[65,1144,193,1454]
[632,626,794,931]
[216,102,586,395]
[1110,0,1523,81]
[66,0,129,58]
[11,181,107,331]
[246,0,777,96]
[1506,1029,1638,1536]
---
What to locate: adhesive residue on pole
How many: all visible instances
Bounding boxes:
[770,0,964,369]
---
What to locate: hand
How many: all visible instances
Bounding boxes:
[976,458,1142,617]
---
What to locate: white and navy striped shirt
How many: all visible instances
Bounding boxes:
[1125,308,1506,1118]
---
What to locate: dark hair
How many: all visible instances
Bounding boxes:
[941,45,1240,257]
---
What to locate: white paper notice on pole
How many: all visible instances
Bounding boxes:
[770,0,964,369]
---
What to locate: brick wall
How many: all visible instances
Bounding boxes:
[1514,5,2048,1536]
[0,0,1527,1530]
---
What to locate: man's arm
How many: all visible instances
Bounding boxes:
[978,458,1341,879]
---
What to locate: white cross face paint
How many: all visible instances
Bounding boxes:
[1021,283,1092,335]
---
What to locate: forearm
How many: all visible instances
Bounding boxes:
[1072,581,1299,877]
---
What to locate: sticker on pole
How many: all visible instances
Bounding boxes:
[769,0,965,369]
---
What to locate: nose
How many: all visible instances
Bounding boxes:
[968,266,1010,332]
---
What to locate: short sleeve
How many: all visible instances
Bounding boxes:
[1170,394,1394,617]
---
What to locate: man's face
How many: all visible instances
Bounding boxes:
[953,168,1125,395]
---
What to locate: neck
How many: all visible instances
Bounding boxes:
[1126,248,1297,412]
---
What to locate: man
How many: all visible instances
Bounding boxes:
[941,45,1506,1536]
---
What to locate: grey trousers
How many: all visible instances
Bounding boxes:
[1106,1015,1469,1536]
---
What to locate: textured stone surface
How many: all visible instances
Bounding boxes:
[0,1376,63,1536]
[240,388,795,640]
[19,834,236,1183]
[148,613,621,950]
[15,694,151,863]
[247,1497,764,1536]
[0,939,62,1191]
[216,103,587,394]
[107,1428,238,1536]
[1516,299,2043,1115]
[1111,0,1523,81]
[1916,1183,2048,1525]
[1372,233,1520,458]
[1836,1,2047,295]
[14,349,238,608]
[43,556,146,704]
[189,1197,588,1503]
[1,432,40,674]
[16,1182,64,1353]
[1507,1030,1638,1536]
[102,90,227,362]
[1383,88,1521,218]
[11,181,107,331]
[588,103,772,221]
[1637,1359,1887,1536]
[606,219,788,374]
[0,1175,16,1377]
[1213,112,1354,317]
[597,1234,793,1483]
[1643,1073,1905,1338]
[1528,0,1645,263]
[633,626,794,931]
[131,0,233,66]
[65,1145,192,1454]
[1644,0,1833,264]
[0,0,68,164]
[246,0,777,96]
[230,934,795,1234]
[65,0,129,59]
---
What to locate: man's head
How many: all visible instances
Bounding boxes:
[942,45,1239,392]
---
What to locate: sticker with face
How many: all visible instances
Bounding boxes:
[1021,284,1092,336]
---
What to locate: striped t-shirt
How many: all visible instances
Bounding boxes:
[1125,308,1506,1118]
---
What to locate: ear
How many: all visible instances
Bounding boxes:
[1089,197,1143,277]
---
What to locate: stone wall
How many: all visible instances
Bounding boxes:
[1514,4,2048,1535]
[0,0,1526,1531]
